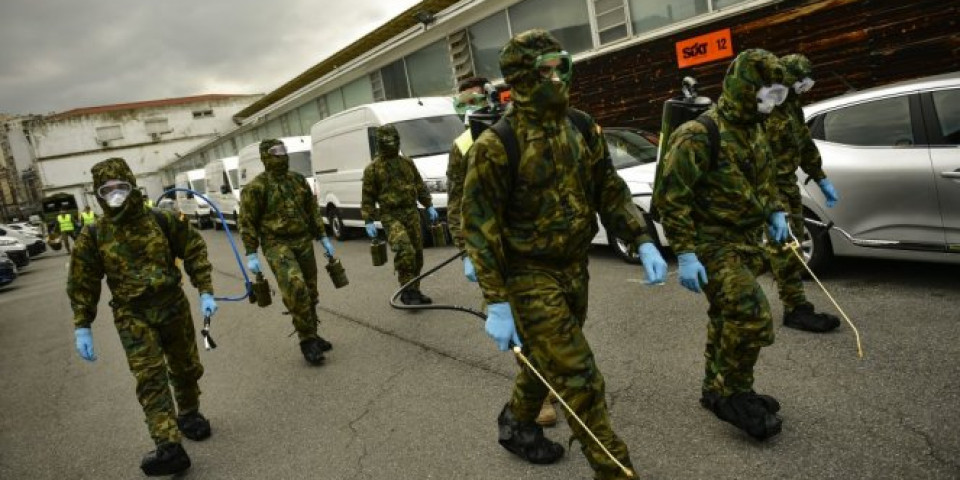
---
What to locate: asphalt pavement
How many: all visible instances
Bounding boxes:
[0,229,957,479]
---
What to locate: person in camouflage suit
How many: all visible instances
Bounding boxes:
[240,139,336,366]
[765,53,842,333]
[67,157,218,476]
[361,125,439,306]
[652,49,791,440]
[462,30,667,479]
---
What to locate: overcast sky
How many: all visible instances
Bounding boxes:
[0,0,421,115]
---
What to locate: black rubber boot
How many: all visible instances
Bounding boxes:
[702,390,780,414]
[299,339,326,365]
[415,290,433,305]
[784,304,841,333]
[400,290,422,306]
[497,403,565,464]
[712,392,782,440]
[140,442,191,476]
[315,336,333,352]
[177,411,211,441]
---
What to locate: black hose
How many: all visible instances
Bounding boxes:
[389,249,486,320]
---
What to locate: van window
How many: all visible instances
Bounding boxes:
[221,172,232,193]
[822,96,914,147]
[190,179,205,194]
[391,115,464,158]
[228,169,240,189]
[289,151,312,178]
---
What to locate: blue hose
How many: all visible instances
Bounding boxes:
[158,188,252,302]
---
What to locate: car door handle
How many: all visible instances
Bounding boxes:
[942,171,960,179]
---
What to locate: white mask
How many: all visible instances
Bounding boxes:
[105,190,130,208]
[756,84,789,114]
[793,77,815,94]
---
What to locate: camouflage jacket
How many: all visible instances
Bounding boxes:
[240,171,326,254]
[67,209,213,328]
[462,109,652,304]
[764,97,826,192]
[653,107,784,254]
[361,154,432,222]
[445,129,473,250]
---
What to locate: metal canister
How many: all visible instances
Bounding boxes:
[430,222,448,248]
[253,272,272,308]
[371,239,388,266]
[325,255,349,289]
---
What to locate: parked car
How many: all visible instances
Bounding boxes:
[800,71,960,271]
[0,225,45,257]
[592,127,668,263]
[5,222,42,237]
[0,237,29,268]
[0,251,16,287]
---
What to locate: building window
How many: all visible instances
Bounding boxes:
[317,96,330,119]
[380,59,410,100]
[713,0,750,9]
[144,118,170,135]
[405,40,454,97]
[342,76,375,109]
[96,125,123,142]
[594,0,630,45]
[629,0,708,35]
[468,11,511,81]
[299,101,322,131]
[509,0,593,55]
[326,89,345,115]
[192,109,215,119]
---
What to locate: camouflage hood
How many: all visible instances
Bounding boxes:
[260,138,289,176]
[499,29,568,122]
[781,54,813,87]
[375,125,400,158]
[717,48,786,125]
[91,157,144,221]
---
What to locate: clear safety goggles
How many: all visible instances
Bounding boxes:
[96,180,132,199]
[534,51,573,83]
[267,144,287,156]
[793,77,815,94]
[456,92,488,108]
[757,83,790,106]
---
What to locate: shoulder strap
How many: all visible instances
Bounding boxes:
[489,116,521,181]
[694,115,720,170]
[85,209,177,260]
[566,108,595,146]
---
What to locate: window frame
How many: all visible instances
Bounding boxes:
[815,93,926,148]
[920,88,960,147]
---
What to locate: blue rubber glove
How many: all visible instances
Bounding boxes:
[817,178,840,208]
[463,256,478,282]
[200,292,218,317]
[768,211,789,244]
[246,253,261,274]
[427,206,439,223]
[677,252,708,293]
[365,222,378,238]
[485,302,521,351]
[74,327,97,362]
[320,237,335,256]
[637,242,668,284]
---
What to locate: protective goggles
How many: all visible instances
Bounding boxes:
[757,83,790,106]
[96,180,132,199]
[266,144,287,156]
[534,51,573,83]
[456,92,488,107]
[793,77,815,94]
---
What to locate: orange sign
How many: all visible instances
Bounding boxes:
[675,28,734,69]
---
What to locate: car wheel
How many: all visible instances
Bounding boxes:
[801,210,832,275]
[327,206,348,240]
[609,234,641,264]
[194,213,205,230]
[212,214,221,231]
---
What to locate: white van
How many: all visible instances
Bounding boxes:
[203,156,240,229]
[175,168,212,229]
[238,136,314,193]
[310,97,463,239]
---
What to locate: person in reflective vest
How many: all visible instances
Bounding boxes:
[57,208,76,253]
[80,205,97,226]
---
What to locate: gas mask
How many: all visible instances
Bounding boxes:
[793,77,815,94]
[756,84,789,114]
[528,50,573,110]
[97,180,132,208]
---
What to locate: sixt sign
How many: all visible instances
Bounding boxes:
[675,28,734,68]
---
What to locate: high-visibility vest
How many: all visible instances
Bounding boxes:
[80,211,96,225]
[145,198,154,207]
[454,129,474,156]
[58,214,75,232]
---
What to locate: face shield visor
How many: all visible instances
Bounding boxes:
[266,144,288,156]
[454,92,488,116]
[756,83,790,114]
[793,77,815,94]
[97,180,133,208]
[534,51,573,84]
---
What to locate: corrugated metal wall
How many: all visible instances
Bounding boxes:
[571,0,960,131]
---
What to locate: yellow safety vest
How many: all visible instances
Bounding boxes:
[454,129,474,156]
[145,198,154,207]
[57,214,75,232]
[80,211,96,225]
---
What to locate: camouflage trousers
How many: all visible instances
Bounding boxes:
[698,239,775,397]
[262,236,320,342]
[506,261,634,480]
[382,209,423,289]
[113,289,203,446]
[766,188,810,312]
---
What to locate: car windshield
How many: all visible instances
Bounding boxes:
[288,151,312,177]
[604,130,658,169]
[391,115,464,158]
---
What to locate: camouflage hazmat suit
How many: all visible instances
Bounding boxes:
[67,157,213,447]
[463,30,654,479]
[447,128,473,251]
[361,125,433,290]
[652,50,786,401]
[240,139,329,343]
[764,54,824,311]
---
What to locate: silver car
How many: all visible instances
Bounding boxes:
[799,71,960,271]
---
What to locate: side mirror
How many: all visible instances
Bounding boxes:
[220,185,231,194]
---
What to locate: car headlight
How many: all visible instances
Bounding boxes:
[424,178,447,193]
